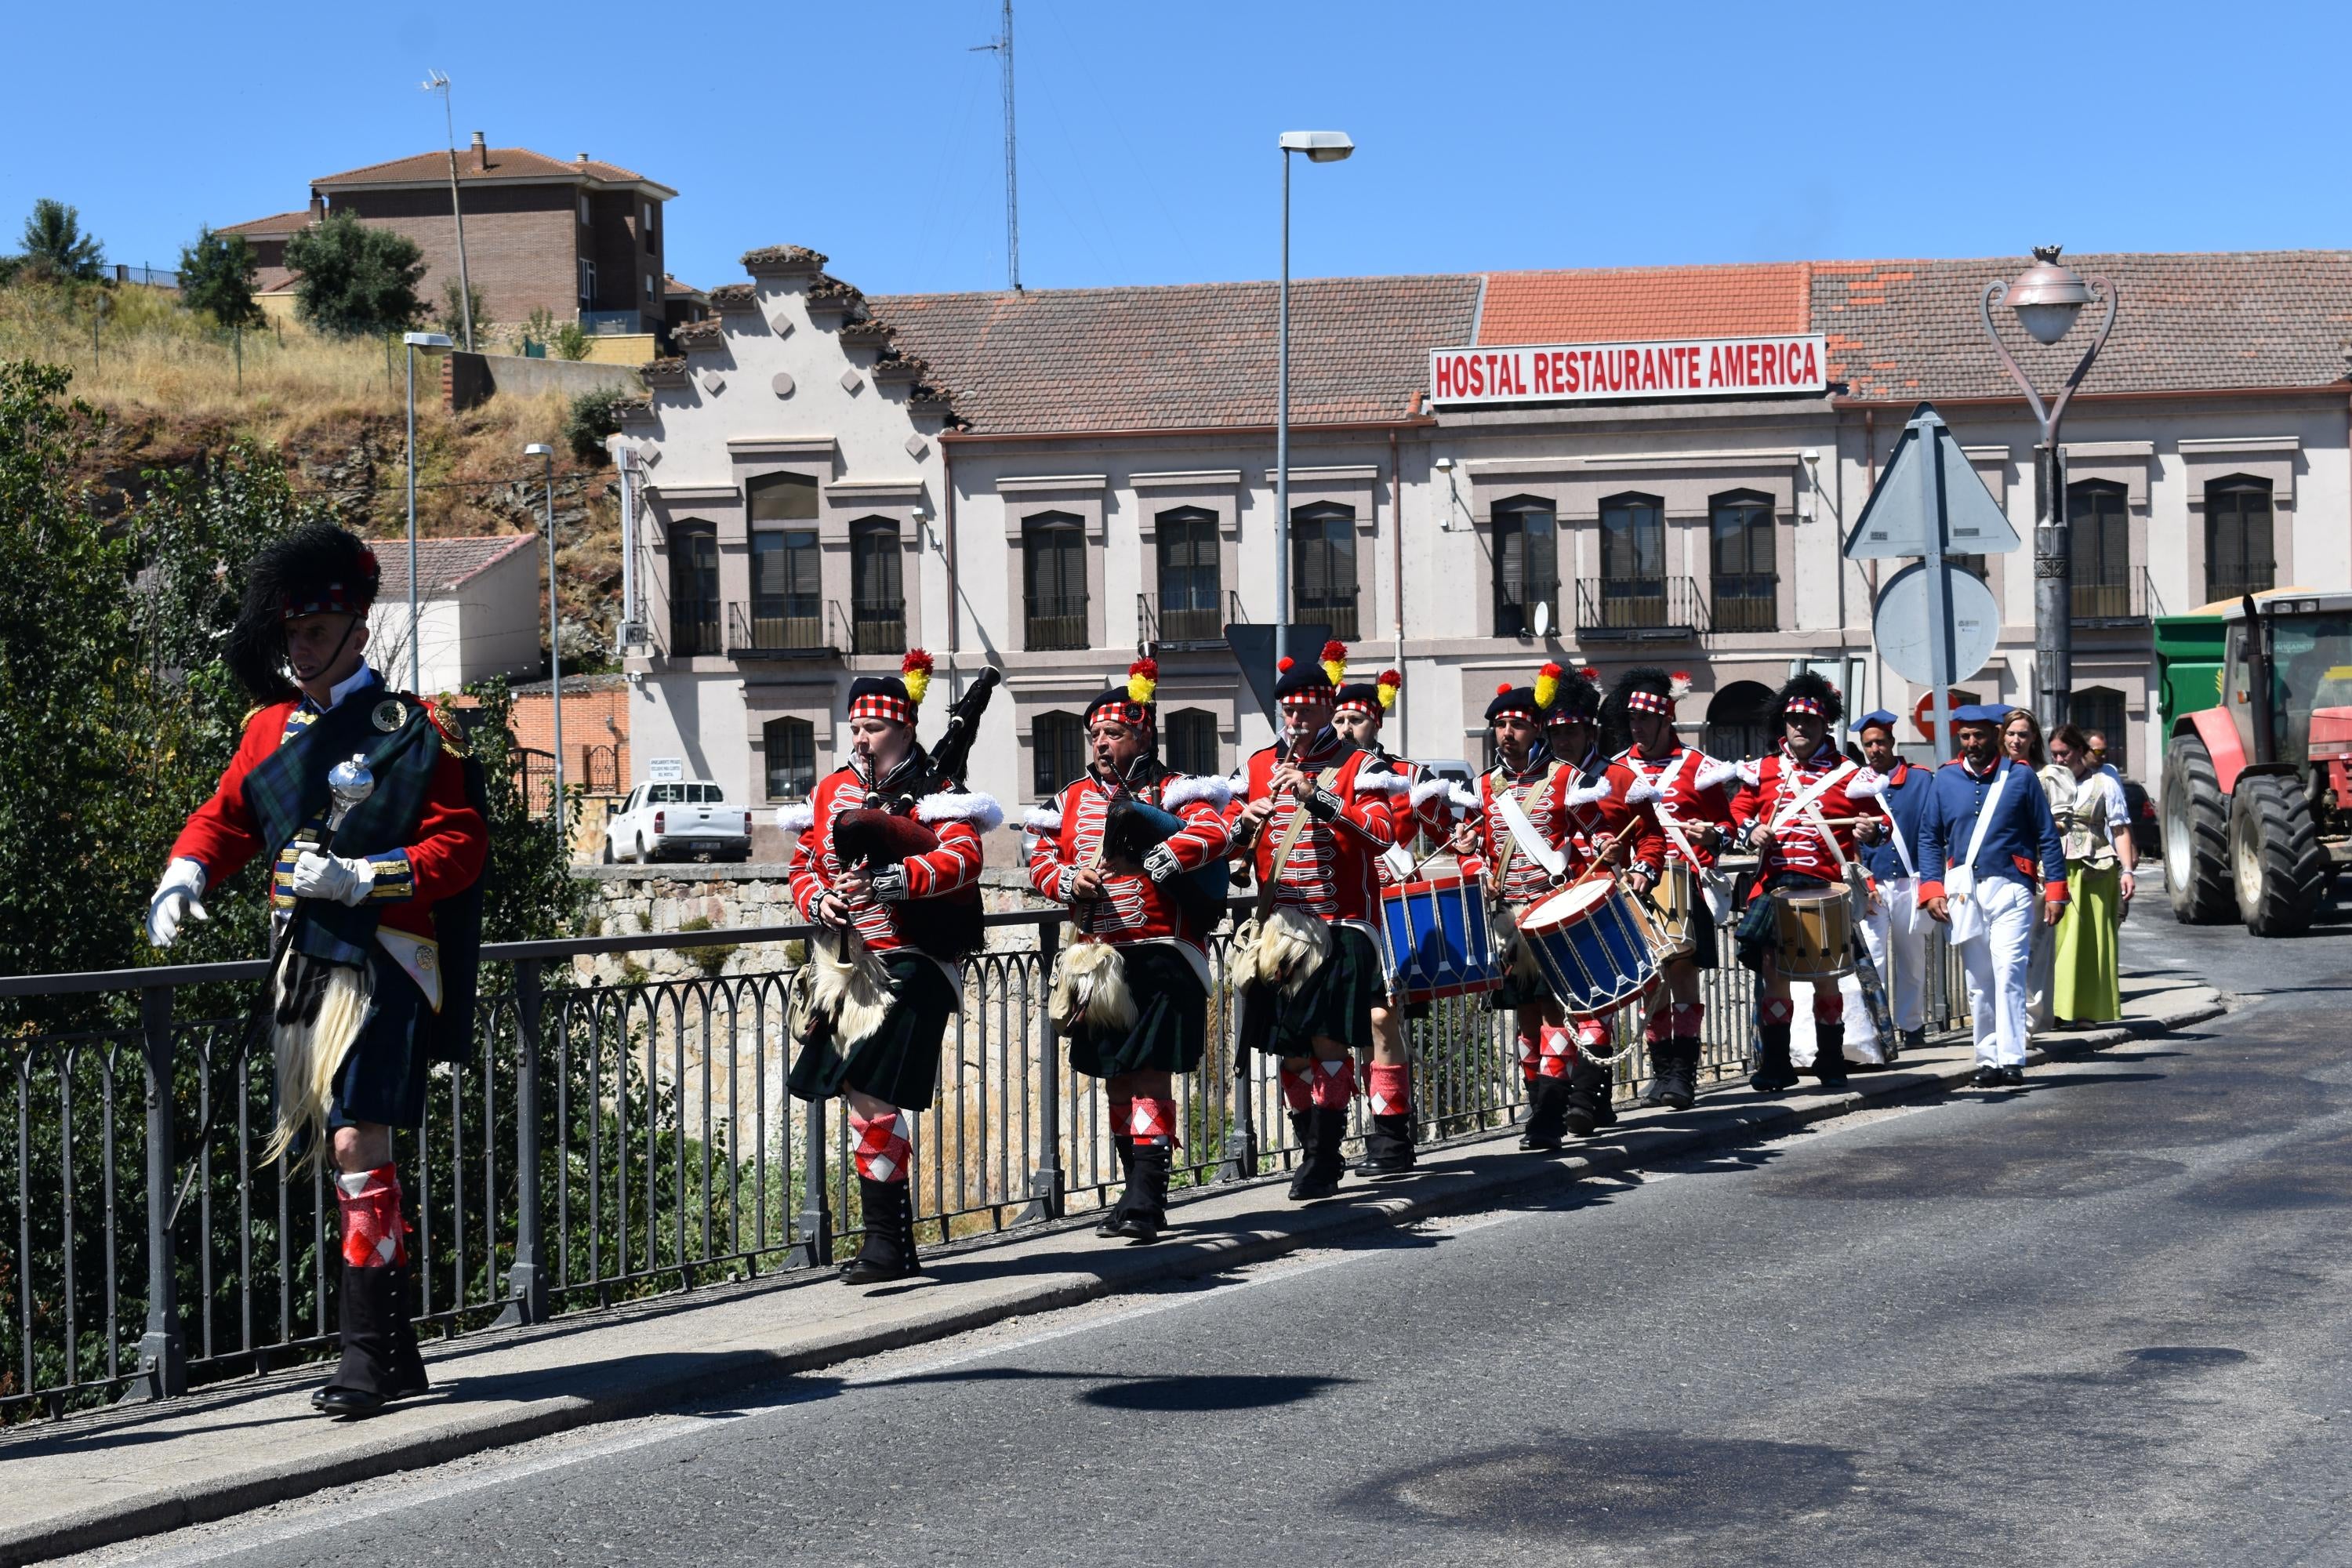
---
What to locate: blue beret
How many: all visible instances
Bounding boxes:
[1952,703,2007,724]
[1857,710,1900,731]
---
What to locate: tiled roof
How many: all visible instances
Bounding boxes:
[254,266,300,295]
[314,147,671,194]
[216,210,312,238]
[871,275,1482,434]
[1817,251,2352,401]
[371,535,536,599]
[1479,263,1812,346]
[664,274,705,298]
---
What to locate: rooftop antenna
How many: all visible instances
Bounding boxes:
[970,2,1020,292]
[420,70,477,350]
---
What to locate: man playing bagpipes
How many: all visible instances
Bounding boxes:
[147,524,488,1420]
[782,651,1003,1285]
[1726,672,1886,1093]
[1026,658,1233,1242]
[1608,668,1741,1111]
[1225,641,1409,1200]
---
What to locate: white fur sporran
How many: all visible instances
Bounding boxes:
[789,931,896,1051]
[265,946,372,1170]
[1236,905,1332,998]
[1049,937,1136,1036]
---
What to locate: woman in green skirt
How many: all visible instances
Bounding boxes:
[2046,724,2136,1022]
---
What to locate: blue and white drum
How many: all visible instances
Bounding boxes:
[1518,878,1664,1018]
[1380,872,1501,1004]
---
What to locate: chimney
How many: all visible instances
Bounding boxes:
[307,191,325,223]
[576,152,590,165]
[470,131,488,172]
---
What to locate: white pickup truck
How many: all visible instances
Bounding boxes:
[604,781,753,864]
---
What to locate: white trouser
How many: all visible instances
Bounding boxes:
[1858,876,1929,1033]
[1958,876,2037,1067]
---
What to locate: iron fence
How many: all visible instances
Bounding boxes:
[2,903,1972,1424]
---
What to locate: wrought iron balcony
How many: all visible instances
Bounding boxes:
[851,597,906,655]
[1137,589,1242,652]
[669,600,721,658]
[728,597,843,659]
[2071,566,2162,628]
[1573,576,1708,641]
[1708,575,1779,633]
[1025,595,1090,652]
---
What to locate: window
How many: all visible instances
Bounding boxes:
[1164,708,1220,778]
[1491,498,1558,639]
[643,201,657,245]
[851,518,905,655]
[1291,503,1358,641]
[1032,711,1086,797]
[1708,491,1777,632]
[578,258,597,304]
[2073,688,2128,775]
[2067,480,2131,618]
[1024,513,1087,650]
[670,524,719,655]
[748,474,822,651]
[2206,477,2275,601]
[1155,508,1222,642]
[1599,492,1667,627]
[579,195,590,225]
[644,274,655,300]
[764,718,816,801]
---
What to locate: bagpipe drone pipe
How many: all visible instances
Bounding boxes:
[830,666,1003,961]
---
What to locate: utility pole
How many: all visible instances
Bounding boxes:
[971,2,1021,291]
[423,71,477,351]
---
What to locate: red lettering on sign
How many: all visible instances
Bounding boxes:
[1801,341,1819,383]
[1531,352,1551,394]
[1763,342,1780,383]
[1744,343,1760,384]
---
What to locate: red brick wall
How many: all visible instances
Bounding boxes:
[328,185,581,327]
[511,686,633,794]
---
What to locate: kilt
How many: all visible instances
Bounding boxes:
[1068,941,1209,1078]
[1247,923,1385,1057]
[322,946,432,1132]
[787,952,960,1111]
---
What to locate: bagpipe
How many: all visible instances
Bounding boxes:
[1098,779,1232,930]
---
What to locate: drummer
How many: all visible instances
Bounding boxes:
[1330,660,1422,1177]
[1609,667,1741,1111]
[1726,673,1883,1093]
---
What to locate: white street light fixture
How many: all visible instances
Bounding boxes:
[524,441,566,841]
[1272,129,1354,716]
[1278,130,1356,163]
[400,332,455,691]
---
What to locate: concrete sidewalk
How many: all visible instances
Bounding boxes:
[0,970,2223,1566]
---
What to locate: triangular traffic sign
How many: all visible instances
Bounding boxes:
[1843,403,2022,560]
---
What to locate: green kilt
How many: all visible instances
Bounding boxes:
[787,952,960,1111]
[1068,942,1209,1078]
[1248,923,1385,1057]
[321,946,434,1131]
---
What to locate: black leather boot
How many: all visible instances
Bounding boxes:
[1352,1112,1417,1176]
[1287,1105,1347,1200]
[1105,1142,1171,1241]
[1519,1076,1569,1150]
[318,1260,427,1418]
[840,1177,920,1284]
[1639,1037,1678,1107]
[1095,1133,1136,1238]
[1564,1054,1616,1138]
[1653,1038,1700,1110]
[1813,1019,1850,1088]
[1751,1022,1799,1093]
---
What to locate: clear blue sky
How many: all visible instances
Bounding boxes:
[15,0,2348,297]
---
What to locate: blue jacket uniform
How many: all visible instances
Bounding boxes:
[1915,757,2068,901]
[1856,762,1933,882]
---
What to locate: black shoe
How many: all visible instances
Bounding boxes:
[318,1258,427,1418]
[317,1385,387,1420]
[1105,1142,1171,1241]
[2000,1065,2027,1087]
[840,1177,921,1284]
[1095,1134,1137,1238]
[1813,1022,1849,1089]
[1352,1112,1417,1177]
[1972,1065,2003,1088]
[1287,1105,1347,1200]
[1519,1077,1568,1150]
[1750,1023,1799,1094]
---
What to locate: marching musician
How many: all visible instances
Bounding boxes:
[1329,662,1425,1177]
[1227,641,1406,1200]
[148,524,488,1420]
[1027,658,1234,1241]
[1728,672,1882,1092]
[1609,668,1741,1111]
[782,651,1002,1284]
[1850,710,1934,1060]
[1915,705,2067,1089]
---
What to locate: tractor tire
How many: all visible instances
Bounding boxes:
[2162,734,2234,924]
[2230,772,2327,936]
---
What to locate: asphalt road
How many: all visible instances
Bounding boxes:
[85,907,2352,1568]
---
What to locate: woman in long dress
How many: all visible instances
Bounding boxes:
[2046,724,2136,1021]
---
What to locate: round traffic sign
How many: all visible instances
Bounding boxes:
[1871,561,2001,688]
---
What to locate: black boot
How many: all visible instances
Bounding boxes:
[1352,1112,1417,1177]
[1751,1022,1799,1093]
[1095,1134,1136,1238]
[1105,1142,1171,1241]
[1639,1037,1677,1107]
[317,1261,427,1419]
[1287,1105,1347,1200]
[1564,1054,1616,1138]
[1286,1107,1311,1157]
[1519,1076,1569,1149]
[1813,1020,1849,1089]
[1650,1037,1700,1111]
[840,1177,920,1284]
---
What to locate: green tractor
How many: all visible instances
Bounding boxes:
[2155,590,2352,934]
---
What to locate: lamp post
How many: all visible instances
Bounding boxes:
[1980,246,2117,731]
[1272,129,1352,724]
[401,331,455,692]
[525,442,566,841]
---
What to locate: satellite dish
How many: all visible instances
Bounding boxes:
[1533,601,1553,638]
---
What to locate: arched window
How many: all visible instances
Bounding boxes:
[2205,477,2274,602]
[850,517,905,655]
[669,521,719,655]
[1703,680,1776,763]
[1290,503,1358,641]
[1024,513,1087,650]
[1163,707,1220,778]
[1032,711,1087,797]
[763,717,816,801]
[2073,687,2128,775]
[1598,492,1667,629]
[1709,490,1777,633]
[1155,507,1222,643]
[1491,497,1558,639]
[2067,480,2130,619]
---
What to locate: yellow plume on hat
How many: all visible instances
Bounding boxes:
[1376,668,1401,711]
[1127,656,1158,706]
[1319,639,1348,688]
[1533,661,1563,710]
[900,648,933,709]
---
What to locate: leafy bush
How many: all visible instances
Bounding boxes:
[563,386,627,463]
[285,211,425,339]
[177,229,263,330]
[435,278,487,344]
[554,321,592,361]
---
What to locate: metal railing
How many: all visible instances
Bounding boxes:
[851,599,906,656]
[728,599,843,659]
[1709,577,1779,633]
[2,902,1973,1424]
[2071,566,2162,626]
[579,310,644,336]
[1025,597,1089,652]
[1574,576,1708,640]
[1136,589,1240,652]
[670,599,720,659]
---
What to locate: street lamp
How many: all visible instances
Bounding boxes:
[401,330,454,692]
[1980,245,2117,731]
[1273,129,1352,723]
[524,441,566,843]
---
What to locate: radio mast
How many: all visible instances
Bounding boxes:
[972,2,1020,292]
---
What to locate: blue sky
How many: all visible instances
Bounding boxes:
[14,0,2348,298]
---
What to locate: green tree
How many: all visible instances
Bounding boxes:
[435,276,487,342]
[562,386,629,463]
[460,676,587,942]
[176,227,263,330]
[19,199,103,283]
[283,210,424,339]
[553,321,592,361]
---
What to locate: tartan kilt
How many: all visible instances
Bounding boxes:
[321,946,433,1131]
[1067,942,1208,1079]
[787,952,960,1111]
[1251,923,1384,1057]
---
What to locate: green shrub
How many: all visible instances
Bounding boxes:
[563,386,626,463]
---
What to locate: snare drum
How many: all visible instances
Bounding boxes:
[1379,871,1501,1004]
[1518,879,1666,1018]
[1643,862,1699,959]
[1771,885,1854,980]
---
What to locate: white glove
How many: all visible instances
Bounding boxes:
[291,850,376,906]
[147,858,210,949]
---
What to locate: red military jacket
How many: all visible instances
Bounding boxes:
[783,762,995,955]
[1363,750,1447,889]
[1729,742,1867,885]
[1616,742,1740,870]
[1472,756,1573,909]
[1474,750,1668,907]
[1026,767,1234,956]
[1229,735,1403,929]
[169,673,486,943]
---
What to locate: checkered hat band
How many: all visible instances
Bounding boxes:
[1784,698,1825,716]
[1091,702,1148,727]
[1627,691,1672,716]
[1333,696,1377,717]
[1490,705,1535,723]
[1279,689,1331,709]
[848,693,912,724]
[283,583,367,619]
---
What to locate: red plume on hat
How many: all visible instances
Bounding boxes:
[899,648,934,707]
